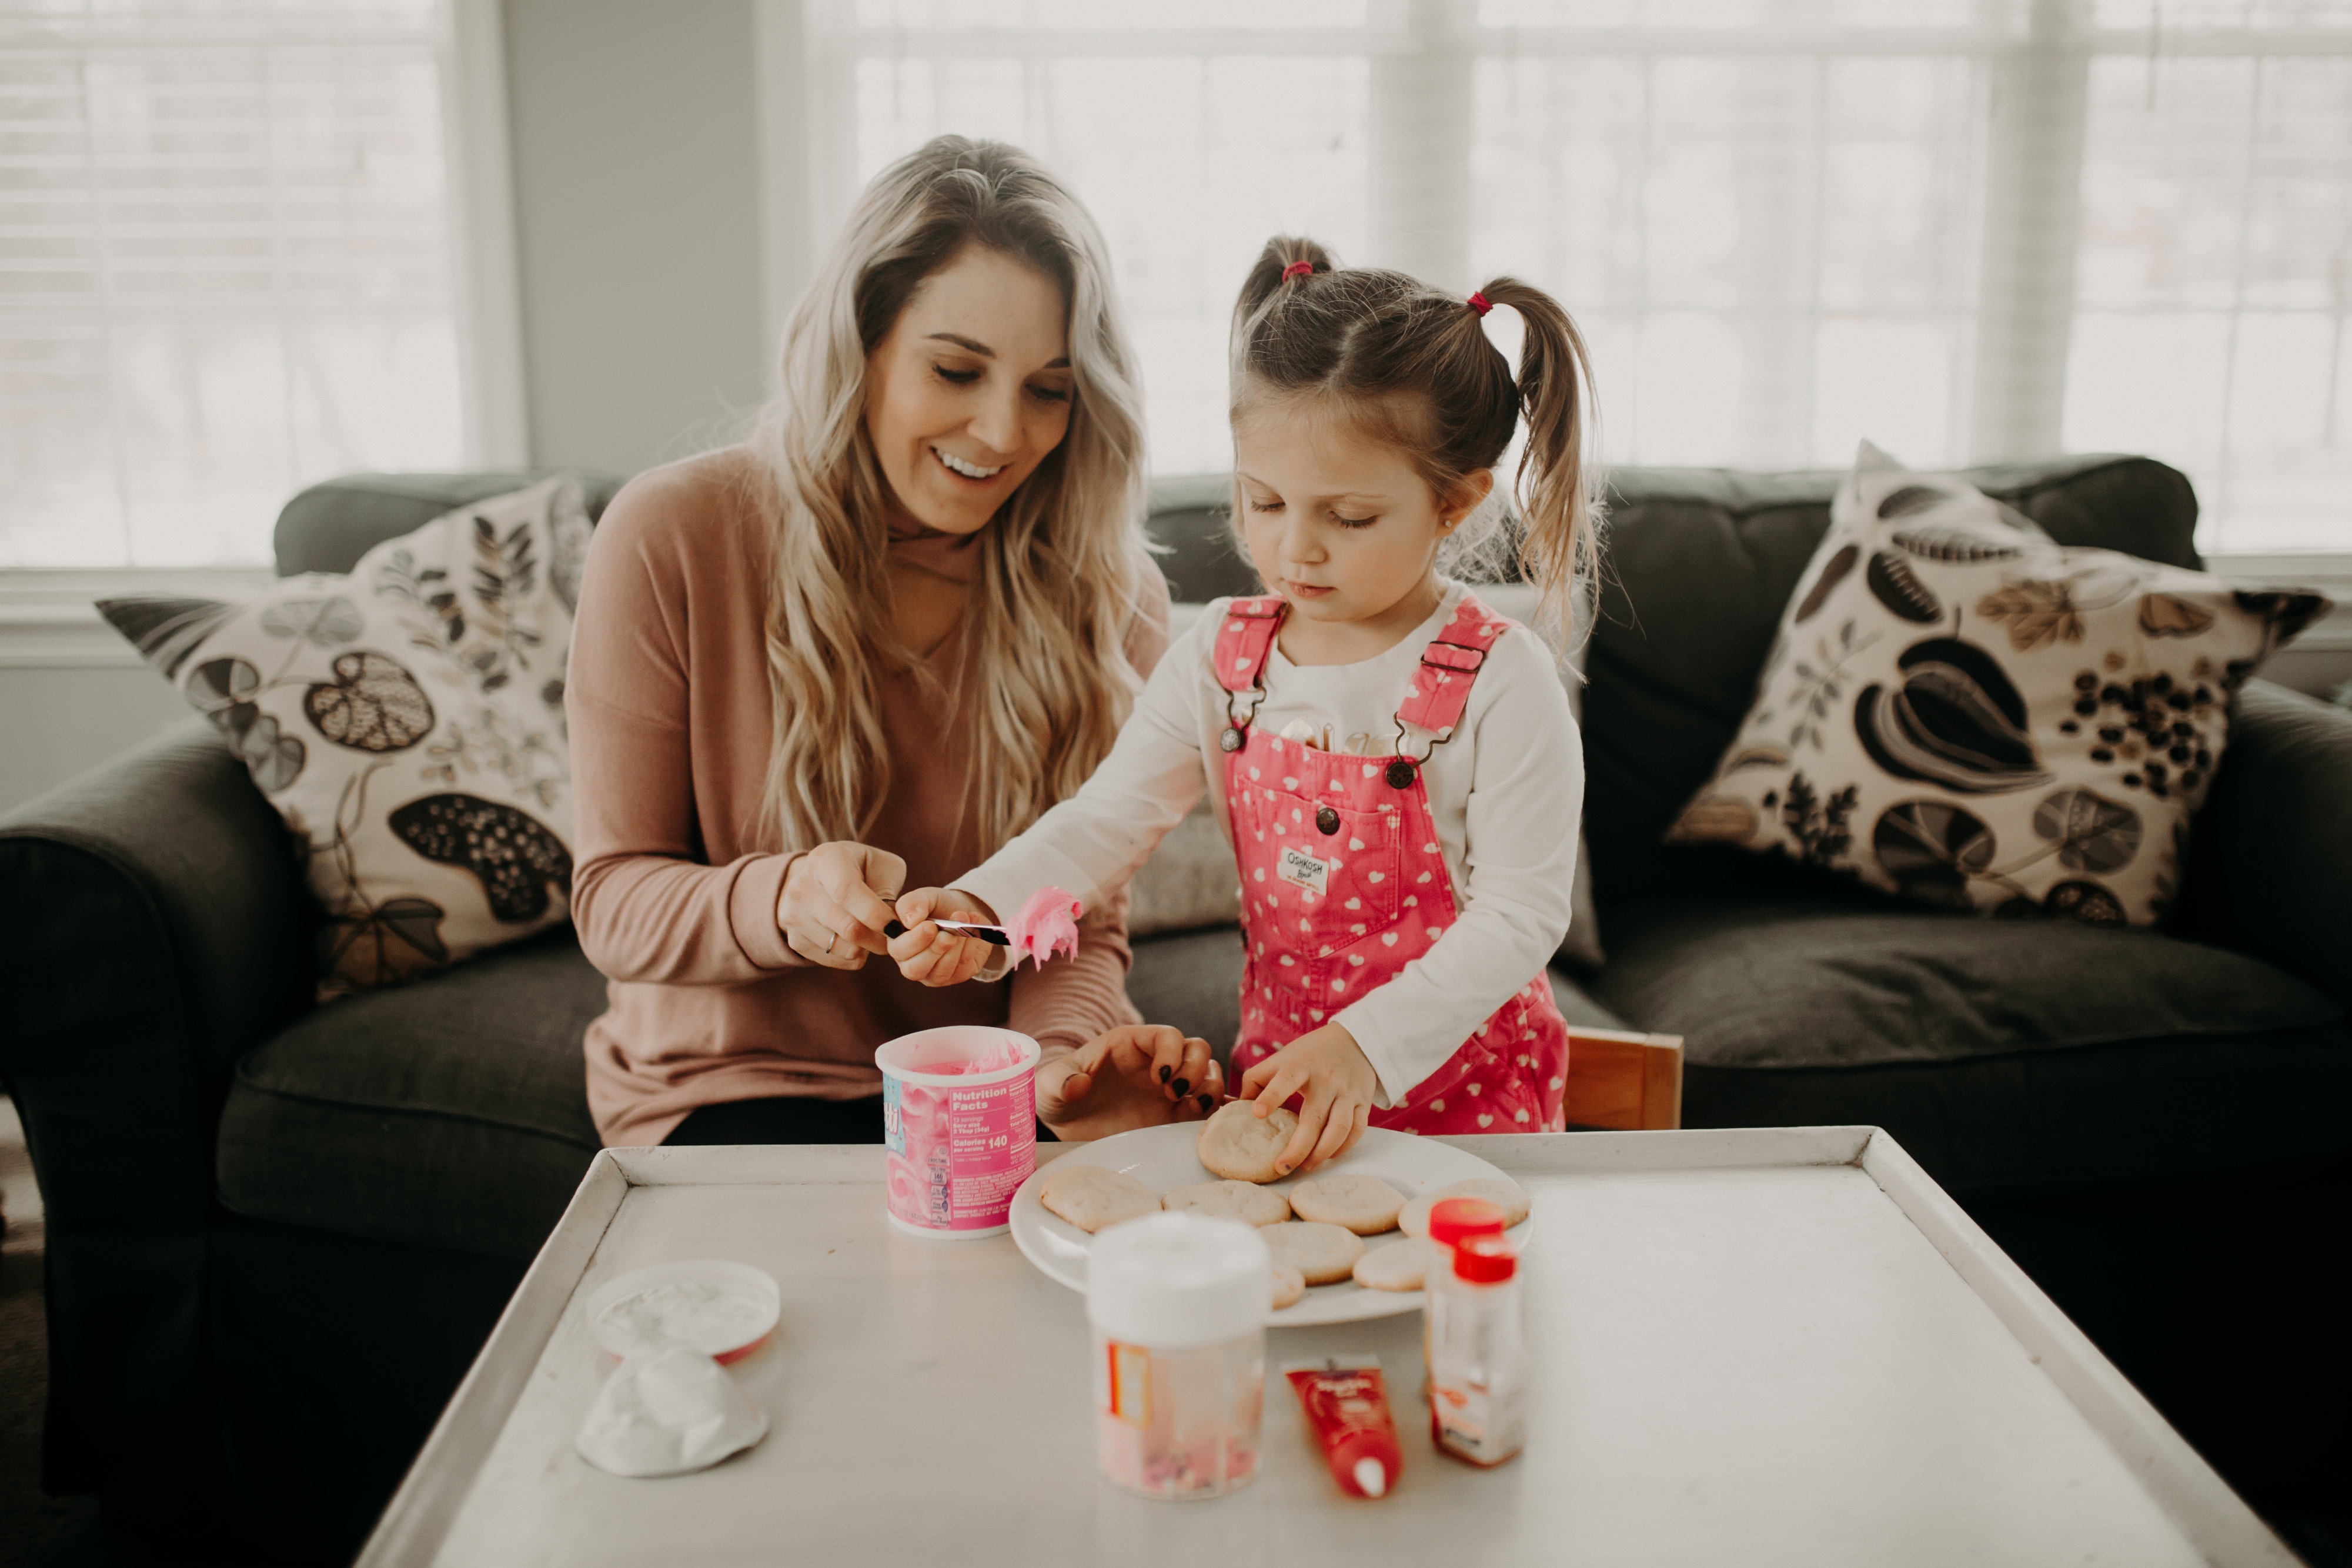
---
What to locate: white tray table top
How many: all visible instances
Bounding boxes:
[360,1128,2291,1568]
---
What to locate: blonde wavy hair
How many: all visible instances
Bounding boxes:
[744,136,1155,857]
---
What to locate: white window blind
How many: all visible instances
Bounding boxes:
[0,1,473,569]
[814,0,2352,554]
[2068,0,2352,552]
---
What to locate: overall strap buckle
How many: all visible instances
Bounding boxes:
[1212,595,1287,739]
[1387,592,1519,779]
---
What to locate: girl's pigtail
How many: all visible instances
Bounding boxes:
[1478,276,1602,651]
[1232,235,1337,343]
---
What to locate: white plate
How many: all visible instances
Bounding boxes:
[1010,1124,1535,1327]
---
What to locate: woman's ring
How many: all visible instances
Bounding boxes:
[824,930,837,954]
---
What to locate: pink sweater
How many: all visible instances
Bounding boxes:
[567,451,1166,1145]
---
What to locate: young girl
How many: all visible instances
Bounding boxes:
[891,236,1598,1176]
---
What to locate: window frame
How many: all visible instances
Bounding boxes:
[0,0,526,661]
[9,2,2346,676]
[810,0,2352,583]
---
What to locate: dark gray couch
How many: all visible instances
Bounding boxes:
[4,459,2346,1564]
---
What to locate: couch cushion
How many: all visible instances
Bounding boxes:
[275,470,628,577]
[1661,443,2328,928]
[1588,888,2347,1190]
[279,469,1263,602]
[218,928,605,1262]
[1125,924,1628,1072]
[106,479,596,999]
[1125,927,1247,1064]
[1145,474,1259,604]
[1582,454,2200,895]
[225,925,1371,1258]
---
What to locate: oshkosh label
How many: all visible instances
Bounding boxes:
[1277,845,1329,895]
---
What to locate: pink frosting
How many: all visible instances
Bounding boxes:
[1004,885,1083,969]
[901,1041,1028,1075]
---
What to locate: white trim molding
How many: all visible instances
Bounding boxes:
[0,569,275,670]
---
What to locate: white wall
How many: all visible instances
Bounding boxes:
[502,0,772,475]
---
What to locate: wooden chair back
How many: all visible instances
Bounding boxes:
[1561,1028,1685,1131]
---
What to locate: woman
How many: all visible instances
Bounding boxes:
[567,136,1220,1146]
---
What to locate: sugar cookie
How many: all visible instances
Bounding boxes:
[1261,1221,1365,1286]
[1196,1100,1298,1184]
[1037,1162,1159,1234]
[1162,1179,1291,1228]
[1397,1177,1532,1238]
[1352,1240,1430,1292]
[1287,1172,1405,1235]
[1269,1262,1306,1310]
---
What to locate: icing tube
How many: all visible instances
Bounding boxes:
[1284,1357,1402,1500]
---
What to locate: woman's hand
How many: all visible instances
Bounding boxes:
[1038,1025,1223,1142]
[777,842,907,969]
[887,887,1003,987]
[1235,1022,1378,1176]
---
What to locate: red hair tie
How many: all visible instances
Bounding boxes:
[1468,290,1493,317]
[1281,260,1314,282]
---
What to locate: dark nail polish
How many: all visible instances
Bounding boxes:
[1197,1094,1214,1114]
[1171,1079,1190,1099]
[1158,1065,1171,1083]
[884,920,907,939]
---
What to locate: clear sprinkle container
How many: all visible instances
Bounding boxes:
[1426,1233,1528,1467]
[1421,1196,1508,1382]
[1087,1212,1269,1500]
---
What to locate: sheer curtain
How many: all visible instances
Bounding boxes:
[0,1,480,569]
[812,0,2352,553]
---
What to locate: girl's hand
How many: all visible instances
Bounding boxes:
[1236,1022,1378,1176]
[777,842,907,969]
[1039,1026,1223,1142]
[887,887,1001,986]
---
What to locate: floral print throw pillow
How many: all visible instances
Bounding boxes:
[100,477,592,993]
[1666,444,2330,926]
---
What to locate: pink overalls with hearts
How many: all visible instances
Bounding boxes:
[1215,593,1572,1135]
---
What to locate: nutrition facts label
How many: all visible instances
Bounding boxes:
[949,1087,1035,1219]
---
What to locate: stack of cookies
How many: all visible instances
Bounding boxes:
[1034,1100,1529,1313]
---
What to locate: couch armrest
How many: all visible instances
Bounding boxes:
[0,717,317,1492]
[2180,680,2352,1012]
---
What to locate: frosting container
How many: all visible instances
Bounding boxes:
[1088,1212,1269,1501]
[586,1260,780,1363]
[877,1025,1041,1240]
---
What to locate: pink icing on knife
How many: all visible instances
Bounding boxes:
[1004,885,1083,969]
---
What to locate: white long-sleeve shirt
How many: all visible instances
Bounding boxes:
[957,580,1585,1105]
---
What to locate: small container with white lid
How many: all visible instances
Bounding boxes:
[1087,1211,1270,1500]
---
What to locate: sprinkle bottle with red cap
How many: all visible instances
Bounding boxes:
[1426,1233,1526,1466]
[1420,1197,1508,1382]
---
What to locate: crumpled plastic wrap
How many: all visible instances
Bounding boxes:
[574,1338,769,1478]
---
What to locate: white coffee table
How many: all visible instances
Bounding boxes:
[358,1128,2292,1567]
